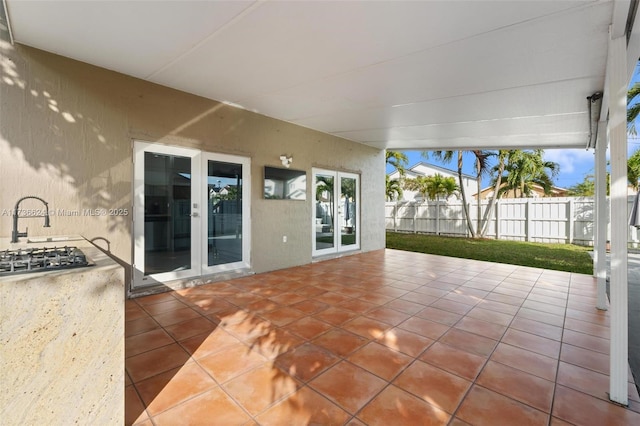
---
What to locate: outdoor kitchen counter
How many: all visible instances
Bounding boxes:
[0,235,124,425]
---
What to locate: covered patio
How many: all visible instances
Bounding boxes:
[126,250,640,425]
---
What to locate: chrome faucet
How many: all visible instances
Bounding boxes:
[11,196,51,243]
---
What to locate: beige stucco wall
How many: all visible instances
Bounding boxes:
[0,41,386,285]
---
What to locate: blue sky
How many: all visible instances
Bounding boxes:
[386,62,640,190]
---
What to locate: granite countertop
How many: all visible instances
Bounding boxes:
[0,235,119,283]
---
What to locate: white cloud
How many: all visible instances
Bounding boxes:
[543,149,594,174]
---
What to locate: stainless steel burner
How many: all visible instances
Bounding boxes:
[0,246,92,276]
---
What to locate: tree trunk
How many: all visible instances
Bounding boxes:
[479,154,505,237]
[476,158,482,236]
[457,151,476,237]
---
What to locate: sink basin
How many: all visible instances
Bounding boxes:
[27,236,82,243]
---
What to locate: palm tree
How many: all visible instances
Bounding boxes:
[629,148,640,190]
[316,175,334,228]
[495,150,559,198]
[385,175,403,201]
[386,151,409,176]
[479,150,508,236]
[425,150,492,237]
[628,82,640,135]
[404,174,459,201]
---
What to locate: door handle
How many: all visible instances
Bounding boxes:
[190,212,199,217]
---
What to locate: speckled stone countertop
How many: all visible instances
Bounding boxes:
[0,235,124,425]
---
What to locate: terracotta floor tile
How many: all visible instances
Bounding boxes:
[517,307,565,327]
[151,387,251,425]
[125,316,160,337]
[476,299,520,315]
[342,316,391,340]
[385,299,426,315]
[178,328,242,359]
[394,360,472,414]
[560,343,609,375]
[552,385,640,425]
[222,363,300,416]
[312,328,369,357]
[416,306,463,326]
[413,286,449,298]
[125,384,149,426]
[485,292,525,307]
[396,316,450,340]
[359,292,395,305]
[357,385,451,426]
[555,361,627,403]
[198,342,267,383]
[509,316,563,341]
[137,292,178,306]
[255,386,350,425]
[373,286,409,298]
[189,297,237,315]
[125,328,174,358]
[377,327,435,357]
[152,307,202,327]
[284,316,333,340]
[259,306,306,326]
[420,342,487,381]
[337,298,378,314]
[456,385,549,425]
[219,313,273,343]
[290,299,329,314]
[565,307,610,326]
[431,299,474,315]
[248,327,304,360]
[502,328,561,359]
[125,343,191,383]
[564,317,609,339]
[163,316,217,342]
[314,291,352,305]
[490,342,557,381]
[245,298,282,313]
[312,306,359,325]
[125,302,149,322]
[309,361,387,414]
[365,306,411,326]
[476,361,554,412]
[347,341,413,381]
[274,342,340,382]
[466,307,513,326]
[135,362,217,416]
[269,292,307,306]
[439,328,498,357]
[454,317,507,341]
[142,298,188,315]
[562,328,609,354]
[399,291,439,306]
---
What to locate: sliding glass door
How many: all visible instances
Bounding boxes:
[133,142,250,288]
[312,169,360,256]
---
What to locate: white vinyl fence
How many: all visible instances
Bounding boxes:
[385,196,640,246]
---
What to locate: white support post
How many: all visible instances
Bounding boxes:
[595,122,608,311]
[607,33,628,406]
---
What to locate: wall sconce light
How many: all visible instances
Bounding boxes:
[280,154,293,168]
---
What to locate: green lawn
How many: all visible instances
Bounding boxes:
[386,231,594,274]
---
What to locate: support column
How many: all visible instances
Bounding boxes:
[608,33,628,406]
[595,121,608,311]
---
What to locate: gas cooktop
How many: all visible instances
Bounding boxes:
[0,246,92,276]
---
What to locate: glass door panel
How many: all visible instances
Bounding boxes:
[206,160,243,267]
[144,152,192,274]
[314,172,335,254]
[339,175,358,250]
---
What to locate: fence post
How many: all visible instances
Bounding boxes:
[436,200,440,235]
[413,202,417,234]
[393,202,398,232]
[568,198,574,244]
[495,199,501,240]
[526,199,533,242]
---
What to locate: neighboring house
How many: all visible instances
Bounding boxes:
[474,183,569,200]
[387,162,478,202]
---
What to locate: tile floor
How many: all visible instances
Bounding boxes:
[125,249,640,425]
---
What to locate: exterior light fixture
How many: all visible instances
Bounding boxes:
[280,155,293,168]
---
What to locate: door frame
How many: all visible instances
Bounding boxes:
[312,168,360,257]
[132,141,251,288]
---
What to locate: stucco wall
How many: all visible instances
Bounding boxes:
[0,41,386,282]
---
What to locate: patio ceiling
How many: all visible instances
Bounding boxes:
[5,1,639,151]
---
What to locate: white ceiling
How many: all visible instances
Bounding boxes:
[6,0,638,151]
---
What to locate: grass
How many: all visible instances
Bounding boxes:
[386,231,594,274]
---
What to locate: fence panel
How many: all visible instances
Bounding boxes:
[386,196,640,246]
